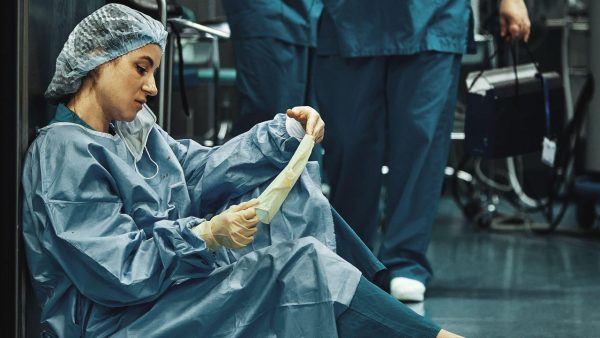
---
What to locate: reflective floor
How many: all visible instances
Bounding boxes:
[424,198,600,337]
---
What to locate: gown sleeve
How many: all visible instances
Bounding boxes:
[159,113,301,213]
[25,129,217,308]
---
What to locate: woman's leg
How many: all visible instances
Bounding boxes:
[108,237,362,337]
[382,52,462,292]
[331,207,386,282]
[336,276,463,338]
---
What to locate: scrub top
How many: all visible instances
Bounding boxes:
[222,0,323,47]
[318,0,474,56]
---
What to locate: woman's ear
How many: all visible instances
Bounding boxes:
[88,68,101,85]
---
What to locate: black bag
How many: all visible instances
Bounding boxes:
[464,62,565,158]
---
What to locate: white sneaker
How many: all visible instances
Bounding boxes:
[390,277,426,302]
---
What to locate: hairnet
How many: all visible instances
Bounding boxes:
[45,3,168,103]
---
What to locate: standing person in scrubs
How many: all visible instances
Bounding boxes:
[222,0,323,135]
[314,0,531,301]
[22,3,466,337]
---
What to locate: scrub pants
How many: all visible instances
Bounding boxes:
[336,276,440,337]
[231,37,315,135]
[314,52,462,285]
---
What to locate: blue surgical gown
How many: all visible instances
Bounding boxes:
[22,104,371,337]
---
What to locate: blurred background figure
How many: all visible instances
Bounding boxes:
[313,0,530,302]
[222,0,323,136]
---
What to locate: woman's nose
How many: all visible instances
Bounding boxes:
[143,74,158,96]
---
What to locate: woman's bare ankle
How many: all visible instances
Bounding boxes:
[436,329,465,338]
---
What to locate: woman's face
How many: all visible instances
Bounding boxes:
[94,43,161,122]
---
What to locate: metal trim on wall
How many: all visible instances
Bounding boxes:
[16,0,29,335]
[587,1,600,172]
[158,0,167,127]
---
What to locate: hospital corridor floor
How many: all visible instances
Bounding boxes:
[419,197,600,337]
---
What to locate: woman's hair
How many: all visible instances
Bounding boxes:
[45,3,167,104]
[55,55,120,104]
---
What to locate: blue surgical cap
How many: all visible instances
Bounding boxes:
[45,3,168,103]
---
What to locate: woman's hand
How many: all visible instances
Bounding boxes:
[194,199,260,250]
[500,0,531,42]
[286,106,325,144]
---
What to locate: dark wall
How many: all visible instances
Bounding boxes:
[28,1,106,136]
[3,0,17,337]
[18,1,105,337]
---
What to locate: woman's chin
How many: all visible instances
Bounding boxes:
[118,113,137,122]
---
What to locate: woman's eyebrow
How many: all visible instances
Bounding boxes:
[139,55,155,67]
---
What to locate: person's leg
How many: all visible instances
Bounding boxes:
[336,276,462,338]
[331,207,387,282]
[380,52,462,295]
[313,54,386,247]
[231,38,310,135]
[107,237,361,337]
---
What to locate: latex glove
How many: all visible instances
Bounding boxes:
[256,134,315,224]
[500,0,531,42]
[192,199,260,250]
[286,106,325,144]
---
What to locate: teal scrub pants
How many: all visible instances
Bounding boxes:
[314,52,462,284]
[231,37,315,135]
[333,210,440,337]
[336,276,440,337]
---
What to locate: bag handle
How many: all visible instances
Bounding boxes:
[468,42,552,137]
[468,42,542,91]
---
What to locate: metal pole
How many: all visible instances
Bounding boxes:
[165,34,174,133]
[168,18,230,39]
[16,0,29,336]
[212,36,220,144]
[157,0,167,127]
[559,7,575,123]
[586,1,600,172]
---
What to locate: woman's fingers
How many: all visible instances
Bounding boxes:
[238,223,258,237]
[286,108,303,121]
[314,119,325,143]
[287,106,324,139]
[229,198,260,212]
[241,207,257,221]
